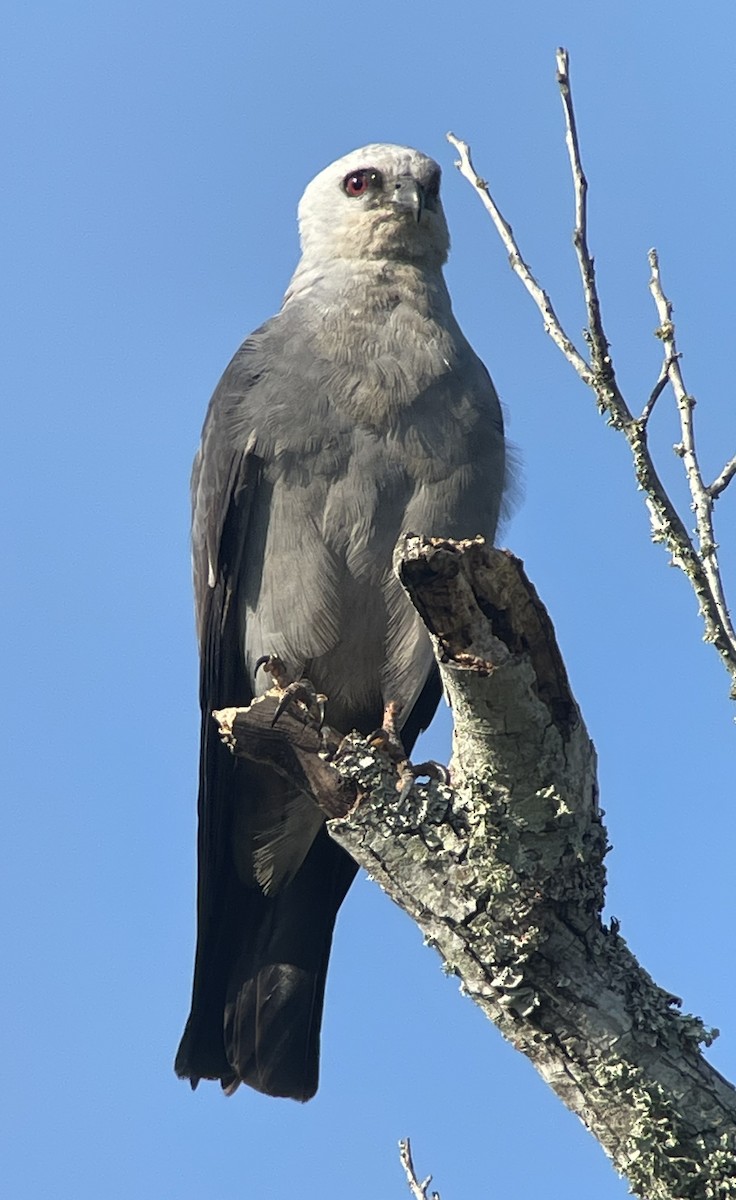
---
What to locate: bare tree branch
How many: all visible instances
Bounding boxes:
[447,50,736,699]
[216,536,736,1199]
[648,249,736,652]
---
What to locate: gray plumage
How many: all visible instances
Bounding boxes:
[176,144,506,1100]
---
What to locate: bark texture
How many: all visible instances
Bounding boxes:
[215,536,736,1198]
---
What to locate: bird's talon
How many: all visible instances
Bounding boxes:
[255,654,292,690]
[395,759,449,800]
[271,678,328,732]
[411,760,451,785]
[366,727,391,752]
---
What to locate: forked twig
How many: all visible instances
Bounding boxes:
[399,1139,441,1200]
[648,250,736,650]
[447,48,736,698]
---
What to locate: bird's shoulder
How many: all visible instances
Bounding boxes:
[197,310,352,459]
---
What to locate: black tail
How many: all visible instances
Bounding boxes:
[221,826,356,1099]
[175,818,356,1101]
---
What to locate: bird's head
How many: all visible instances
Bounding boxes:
[297,144,450,270]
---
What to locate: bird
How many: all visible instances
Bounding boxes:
[175,143,507,1101]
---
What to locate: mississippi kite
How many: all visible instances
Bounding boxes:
[175,144,506,1100]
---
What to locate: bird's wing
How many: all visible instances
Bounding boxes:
[177,329,357,1098]
[176,363,261,1081]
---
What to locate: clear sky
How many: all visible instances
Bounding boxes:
[3,2,735,1197]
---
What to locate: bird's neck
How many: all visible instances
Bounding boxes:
[284,257,451,322]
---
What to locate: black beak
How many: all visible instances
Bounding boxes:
[392,175,424,222]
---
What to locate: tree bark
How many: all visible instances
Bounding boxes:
[215,535,736,1198]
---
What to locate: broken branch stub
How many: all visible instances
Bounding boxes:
[330,536,736,1196]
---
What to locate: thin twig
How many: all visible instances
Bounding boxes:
[446,130,593,385]
[640,359,674,426]
[556,47,616,396]
[709,455,736,500]
[399,1139,441,1200]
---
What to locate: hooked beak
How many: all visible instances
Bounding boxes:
[391,175,424,222]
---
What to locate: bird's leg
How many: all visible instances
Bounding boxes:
[368,700,450,801]
[366,700,406,762]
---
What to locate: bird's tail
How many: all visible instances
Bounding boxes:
[176,825,356,1101]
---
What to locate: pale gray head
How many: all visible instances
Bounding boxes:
[297,144,450,269]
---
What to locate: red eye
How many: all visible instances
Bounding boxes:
[343,168,382,197]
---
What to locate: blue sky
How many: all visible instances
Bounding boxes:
[3,2,735,1197]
